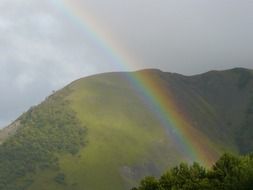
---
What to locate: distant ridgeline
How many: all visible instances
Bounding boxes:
[0,88,86,190]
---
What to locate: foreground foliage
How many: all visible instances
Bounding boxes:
[132,153,253,190]
[0,90,86,190]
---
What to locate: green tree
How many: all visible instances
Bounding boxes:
[138,176,160,190]
[133,153,253,190]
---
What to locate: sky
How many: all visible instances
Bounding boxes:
[0,0,253,128]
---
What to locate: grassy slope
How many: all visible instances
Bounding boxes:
[159,68,253,152]
[28,73,184,190]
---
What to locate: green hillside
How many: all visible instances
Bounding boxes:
[0,68,252,190]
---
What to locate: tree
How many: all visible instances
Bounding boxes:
[138,176,160,190]
[132,153,253,190]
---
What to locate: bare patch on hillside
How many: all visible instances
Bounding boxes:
[0,120,20,144]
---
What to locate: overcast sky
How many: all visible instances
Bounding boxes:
[0,0,253,128]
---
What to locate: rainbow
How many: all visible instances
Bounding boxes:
[51,0,219,166]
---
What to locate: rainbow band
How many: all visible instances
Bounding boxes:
[128,71,219,166]
[52,0,219,166]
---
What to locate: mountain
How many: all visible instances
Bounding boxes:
[0,68,252,190]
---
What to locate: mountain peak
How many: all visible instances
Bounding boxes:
[1,68,253,190]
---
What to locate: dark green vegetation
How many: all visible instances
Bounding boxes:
[0,89,86,190]
[132,153,253,190]
[0,68,252,190]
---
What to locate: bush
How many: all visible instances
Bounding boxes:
[54,173,65,184]
[132,153,253,190]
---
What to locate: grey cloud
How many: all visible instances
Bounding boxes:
[83,0,253,73]
[1,0,253,127]
[0,0,113,127]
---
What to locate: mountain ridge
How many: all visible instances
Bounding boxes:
[0,67,253,190]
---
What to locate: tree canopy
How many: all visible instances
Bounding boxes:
[0,91,86,190]
[132,153,253,190]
